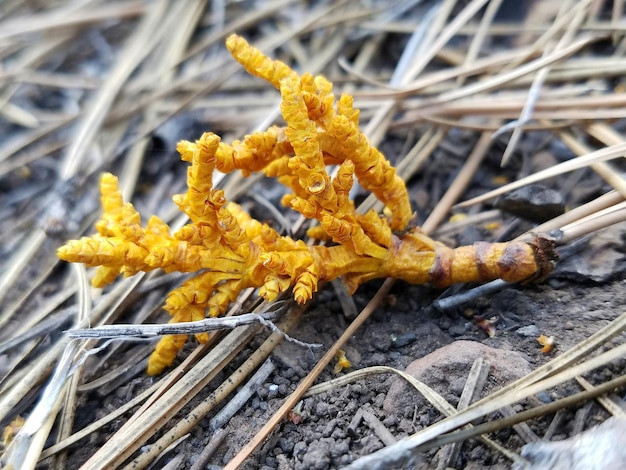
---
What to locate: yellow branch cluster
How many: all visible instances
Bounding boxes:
[58,35,557,375]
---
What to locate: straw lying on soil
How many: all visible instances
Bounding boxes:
[0,1,625,469]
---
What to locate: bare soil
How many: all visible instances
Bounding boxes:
[63,146,626,468]
[65,260,626,469]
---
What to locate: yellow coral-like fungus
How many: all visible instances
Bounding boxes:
[58,35,557,375]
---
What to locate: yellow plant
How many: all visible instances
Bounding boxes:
[58,35,557,375]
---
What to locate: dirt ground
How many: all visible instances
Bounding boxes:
[66,254,626,469]
[64,149,626,468]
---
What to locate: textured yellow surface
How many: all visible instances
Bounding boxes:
[58,35,554,375]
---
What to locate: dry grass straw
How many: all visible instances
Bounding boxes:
[0,0,625,469]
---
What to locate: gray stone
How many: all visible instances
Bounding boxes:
[384,341,532,414]
[516,325,540,337]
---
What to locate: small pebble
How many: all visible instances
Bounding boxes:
[517,325,540,337]
[278,437,294,454]
[496,184,565,222]
[536,391,552,404]
[391,332,416,348]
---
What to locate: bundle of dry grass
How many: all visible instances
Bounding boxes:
[0,1,625,469]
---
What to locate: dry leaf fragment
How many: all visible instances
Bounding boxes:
[537,334,555,353]
[287,401,303,425]
[476,316,498,338]
[333,349,351,374]
[2,416,25,448]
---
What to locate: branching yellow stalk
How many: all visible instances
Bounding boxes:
[58,35,557,375]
